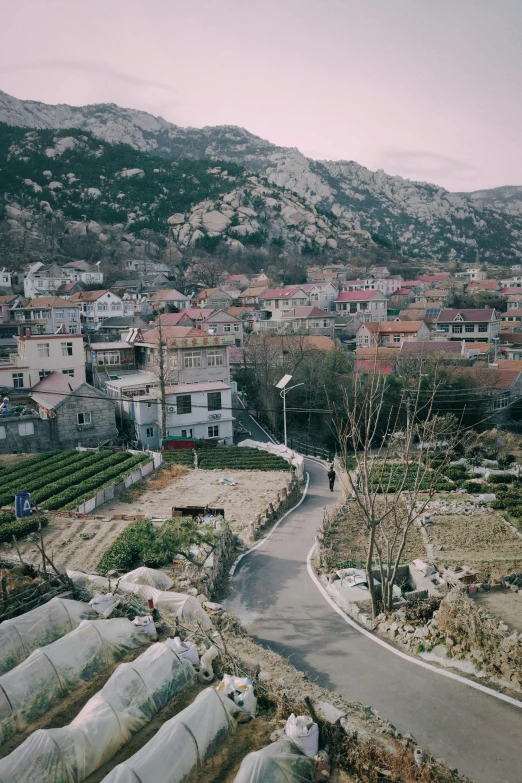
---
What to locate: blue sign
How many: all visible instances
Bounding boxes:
[15,492,31,519]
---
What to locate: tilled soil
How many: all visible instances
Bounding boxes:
[472,591,522,633]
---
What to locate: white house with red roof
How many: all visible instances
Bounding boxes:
[258,287,310,319]
[436,308,500,342]
[335,290,388,321]
[299,283,339,311]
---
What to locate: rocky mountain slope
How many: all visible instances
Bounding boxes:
[1,89,522,265]
[461,185,522,216]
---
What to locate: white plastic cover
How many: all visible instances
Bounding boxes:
[122,567,174,590]
[101,686,237,783]
[233,738,316,783]
[0,618,148,745]
[116,583,213,629]
[166,637,200,666]
[0,642,195,783]
[0,597,96,675]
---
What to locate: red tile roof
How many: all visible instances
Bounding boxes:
[141,325,203,343]
[69,290,109,302]
[259,287,306,299]
[336,291,384,302]
[437,308,497,322]
[419,273,450,282]
[282,306,333,319]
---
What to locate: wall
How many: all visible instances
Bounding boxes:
[0,415,50,453]
[52,388,118,449]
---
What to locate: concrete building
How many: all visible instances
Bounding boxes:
[10,297,81,335]
[0,333,86,389]
[68,290,133,330]
[356,320,430,347]
[258,287,311,320]
[281,306,336,337]
[335,290,388,321]
[24,261,103,298]
[147,288,190,311]
[436,308,500,342]
[300,283,339,311]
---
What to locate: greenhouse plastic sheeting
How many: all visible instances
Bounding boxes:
[67,570,110,591]
[233,739,316,783]
[122,567,174,590]
[0,618,148,745]
[116,583,213,629]
[0,641,196,783]
[102,686,237,783]
[0,597,96,675]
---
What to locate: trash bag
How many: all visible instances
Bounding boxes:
[90,593,117,615]
[0,641,195,783]
[284,714,319,757]
[132,616,157,637]
[216,674,258,715]
[166,637,200,666]
[233,738,316,783]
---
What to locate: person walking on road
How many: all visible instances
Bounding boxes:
[327,464,336,492]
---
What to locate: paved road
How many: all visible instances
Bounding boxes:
[225,459,522,783]
[232,394,274,444]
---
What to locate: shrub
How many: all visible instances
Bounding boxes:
[444,467,469,482]
[0,514,48,544]
[97,519,156,573]
[463,481,483,493]
[498,454,516,468]
[488,473,514,484]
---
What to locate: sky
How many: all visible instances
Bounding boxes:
[1,0,521,192]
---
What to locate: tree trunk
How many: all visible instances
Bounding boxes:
[365,525,378,618]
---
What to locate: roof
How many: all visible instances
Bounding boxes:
[239,286,269,298]
[194,288,217,300]
[148,288,189,302]
[392,288,412,296]
[397,309,426,321]
[500,331,522,344]
[336,291,384,302]
[259,287,307,299]
[141,325,203,343]
[100,315,148,328]
[355,359,394,375]
[69,290,109,302]
[399,341,463,355]
[155,309,214,325]
[226,306,253,316]
[466,281,499,290]
[89,342,133,351]
[443,366,522,390]
[20,296,73,308]
[156,381,231,395]
[0,295,18,304]
[57,282,79,293]
[499,287,522,295]
[225,274,248,282]
[497,359,522,370]
[31,372,84,409]
[376,321,426,334]
[281,306,333,319]
[18,333,84,342]
[356,347,401,358]
[418,273,450,281]
[437,308,497,322]
[463,342,492,353]
[243,335,336,353]
[359,322,380,333]
[507,295,522,302]
[502,309,522,317]
[105,371,159,390]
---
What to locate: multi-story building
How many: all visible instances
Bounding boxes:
[280,306,336,337]
[23,261,103,298]
[258,287,311,319]
[356,320,430,347]
[10,297,81,335]
[436,308,500,342]
[300,283,339,311]
[147,288,190,311]
[335,291,388,322]
[68,290,133,330]
[342,277,403,296]
[0,333,86,389]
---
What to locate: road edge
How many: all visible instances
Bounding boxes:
[306,540,522,711]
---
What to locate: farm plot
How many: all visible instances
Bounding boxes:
[163,446,290,472]
[0,450,151,511]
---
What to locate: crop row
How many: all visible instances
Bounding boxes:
[47,455,150,510]
[0,452,113,507]
[0,450,62,478]
[0,514,49,544]
[0,451,94,496]
[163,448,289,471]
[33,453,134,507]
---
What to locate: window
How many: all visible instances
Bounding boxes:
[62,369,75,377]
[77,412,92,425]
[478,324,488,333]
[37,343,50,358]
[439,324,449,332]
[360,302,368,310]
[12,373,24,389]
[323,320,329,328]
[207,351,224,367]
[465,324,475,333]
[68,310,77,320]
[146,427,154,438]
[208,392,222,411]
[55,310,64,319]
[68,325,78,334]
[18,422,34,436]
[98,352,120,366]
[1,276,8,283]
[349,303,357,313]
[177,394,192,414]
[452,325,462,334]
[98,304,108,311]
[183,352,201,369]
[181,428,193,437]
[393,335,401,343]
[147,401,152,408]
[224,324,231,332]
[233,323,240,331]
[61,342,73,357]
[38,370,52,381]
[208,425,219,438]
[111,303,121,311]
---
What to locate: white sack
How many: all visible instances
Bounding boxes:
[216,674,258,715]
[0,642,195,783]
[0,597,95,675]
[90,593,116,614]
[166,637,200,666]
[116,583,213,629]
[285,714,319,757]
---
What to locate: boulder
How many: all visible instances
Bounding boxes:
[167,213,185,225]
[202,210,231,233]
[118,168,145,178]
[237,206,257,217]
[190,229,204,245]
[86,187,102,198]
[98,232,110,243]
[326,238,338,248]
[48,181,63,190]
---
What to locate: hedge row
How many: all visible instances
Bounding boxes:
[163,447,289,471]
[57,455,150,511]
[0,514,49,544]
[38,453,139,509]
[369,464,453,493]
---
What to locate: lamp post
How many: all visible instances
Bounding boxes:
[276,374,304,446]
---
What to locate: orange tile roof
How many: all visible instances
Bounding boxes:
[141,325,203,343]
[69,290,108,302]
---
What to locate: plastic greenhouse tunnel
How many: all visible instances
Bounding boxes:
[0,618,148,745]
[0,640,196,783]
[101,686,238,783]
[0,597,96,675]
[233,738,316,783]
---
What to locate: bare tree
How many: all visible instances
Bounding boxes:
[331,368,461,618]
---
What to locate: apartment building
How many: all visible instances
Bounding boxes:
[335,291,388,321]
[10,297,81,335]
[24,261,103,298]
[0,334,86,389]
[68,290,133,329]
[258,287,310,319]
[436,308,500,342]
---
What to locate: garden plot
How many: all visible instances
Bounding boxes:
[423,498,522,579]
[101,468,291,533]
[471,591,522,633]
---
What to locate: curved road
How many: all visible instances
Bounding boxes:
[225,457,522,783]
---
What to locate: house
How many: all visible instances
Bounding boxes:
[238,286,269,306]
[10,297,81,335]
[0,295,21,326]
[465,280,500,294]
[418,273,451,284]
[125,260,172,275]
[258,287,311,319]
[369,266,390,278]
[0,269,13,289]
[224,274,251,289]
[442,366,522,419]
[436,308,500,342]
[281,306,336,337]
[398,340,466,363]
[31,372,118,449]
[68,290,133,330]
[335,291,388,321]
[24,261,103,298]
[501,310,522,327]
[98,315,149,340]
[500,275,522,289]
[193,288,236,309]
[0,333,86,390]
[356,320,430,347]
[88,340,138,377]
[299,283,339,311]
[388,288,415,309]
[147,288,190,312]
[155,309,214,327]
[198,309,243,345]
[136,326,233,386]
[454,268,487,282]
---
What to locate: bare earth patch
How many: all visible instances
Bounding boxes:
[428,508,522,580]
[472,591,522,634]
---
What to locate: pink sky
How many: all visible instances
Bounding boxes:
[2,0,521,192]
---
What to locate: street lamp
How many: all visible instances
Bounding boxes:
[276,374,304,447]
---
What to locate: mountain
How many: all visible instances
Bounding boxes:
[460,185,522,216]
[1,89,522,266]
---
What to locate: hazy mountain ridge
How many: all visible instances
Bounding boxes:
[461,185,522,216]
[1,89,522,264]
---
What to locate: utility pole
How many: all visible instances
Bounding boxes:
[157,318,168,444]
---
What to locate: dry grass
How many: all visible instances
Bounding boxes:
[120,463,190,502]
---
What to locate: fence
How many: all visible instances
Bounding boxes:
[76,451,162,514]
[252,412,335,462]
